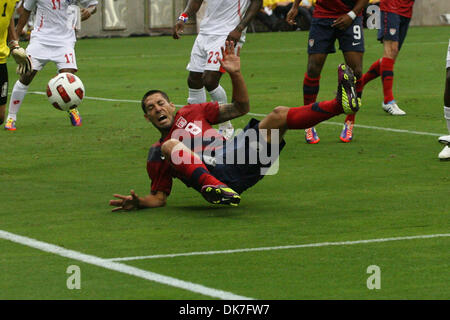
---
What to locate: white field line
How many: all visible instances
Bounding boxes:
[29,91,447,137]
[0,230,253,300]
[106,233,450,262]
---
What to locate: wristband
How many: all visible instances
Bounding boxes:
[347,10,357,20]
[8,40,19,50]
[177,13,188,23]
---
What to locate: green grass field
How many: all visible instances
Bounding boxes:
[0,26,449,300]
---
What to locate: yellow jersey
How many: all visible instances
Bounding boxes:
[0,0,19,64]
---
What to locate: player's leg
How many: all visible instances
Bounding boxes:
[4,70,38,130]
[259,64,360,144]
[56,45,82,127]
[342,51,364,143]
[302,18,336,144]
[187,71,207,104]
[0,63,8,125]
[186,35,207,105]
[438,64,450,160]
[161,139,240,205]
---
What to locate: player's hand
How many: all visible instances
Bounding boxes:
[109,190,140,212]
[286,6,299,25]
[10,47,32,75]
[218,41,241,74]
[80,8,92,21]
[173,21,185,39]
[331,14,353,30]
[226,28,242,45]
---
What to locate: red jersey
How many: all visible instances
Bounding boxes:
[146,102,224,195]
[380,0,415,18]
[313,0,359,19]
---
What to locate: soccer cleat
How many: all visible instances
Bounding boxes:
[201,185,241,206]
[4,118,16,131]
[336,63,361,114]
[69,108,82,126]
[438,135,450,145]
[340,119,354,143]
[438,145,450,161]
[218,120,235,140]
[305,127,320,144]
[382,100,406,116]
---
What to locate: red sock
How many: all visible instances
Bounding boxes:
[286,99,342,129]
[361,58,381,87]
[171,149,224,190]
[303,73,320,105]
[381,57,395,103]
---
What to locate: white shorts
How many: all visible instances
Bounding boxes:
[186,34,244,73]
[447,39,450,69]
[26,42,78,72]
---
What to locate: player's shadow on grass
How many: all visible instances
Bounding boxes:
[171,205,247,218]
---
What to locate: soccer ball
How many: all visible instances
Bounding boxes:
[46,73,85,111]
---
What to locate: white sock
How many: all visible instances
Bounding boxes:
[7,81,29,121]
[187,87,206,104]
[208,85,227,104]
[445,106,450,133]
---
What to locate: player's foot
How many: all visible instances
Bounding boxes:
[201,185,241,206]
[382,100,406,116]
[4,118,16,131]
[336,63,361,114]
[218,120,234,140]
[305,127,320,144]
[340,119,354,143]
[438,145,450,161]
[69,108,82,126]
[438,135,450,145]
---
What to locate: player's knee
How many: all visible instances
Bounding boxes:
[202,74,221,91]
[446,69,450,85]
[187,73,203,89]
[269,106,289,122]
[161,139,180,157]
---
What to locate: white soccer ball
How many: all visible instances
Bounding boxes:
[46,72,85,111]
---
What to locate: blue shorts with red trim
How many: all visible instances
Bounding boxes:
[377,11,411,50]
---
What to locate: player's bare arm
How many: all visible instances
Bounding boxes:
[227,0,262,44]
[109,190,167,212]
[216,42,249,123]
[286,0,302,25]
[81,5,97,21]
[331,0,369,30]
[173,0,204,39]
[15,6,31,38]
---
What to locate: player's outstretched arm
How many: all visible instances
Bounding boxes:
[8,16,32,75]
[216,41,249,123]
[286,0,302,25]
[109,190,167,212]
[173,0,204,39]
[227,0,262,44]
[331,0,369,30]
[81,5,97,21]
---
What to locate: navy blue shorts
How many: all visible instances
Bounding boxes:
[206,118,286,194]
[308,17,365,54]
[377,11,411,50]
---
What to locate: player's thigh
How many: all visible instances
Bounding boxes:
[187,35,208,73]
[337,17,364,56]
[25,41,49,72]
[203,34,234,72]
[377,11,401,46]
[307,18,338,55]
[54,46,78,72]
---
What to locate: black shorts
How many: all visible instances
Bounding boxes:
[206,118,286,194]
[307,17,365,54]
[377,11,411,51]
[0,64,8,105]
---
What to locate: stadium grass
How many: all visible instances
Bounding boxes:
[0,27,449,299]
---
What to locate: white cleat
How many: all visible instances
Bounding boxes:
[438,135,450,145]
[218,120,235,140]
[382,101,406,116]
[438,145,450,161]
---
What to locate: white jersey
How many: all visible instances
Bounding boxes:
[24,0,98,47]
[199,0,251,36]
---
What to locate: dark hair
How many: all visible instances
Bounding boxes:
[141,90,170,113]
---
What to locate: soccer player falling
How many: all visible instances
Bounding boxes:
[172,0,262,140]
[287,0,368,144]
[4,0,97,131]
[109,41,361,211]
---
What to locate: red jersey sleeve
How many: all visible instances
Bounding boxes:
[201,101,221,124]
[147,146,173,195]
